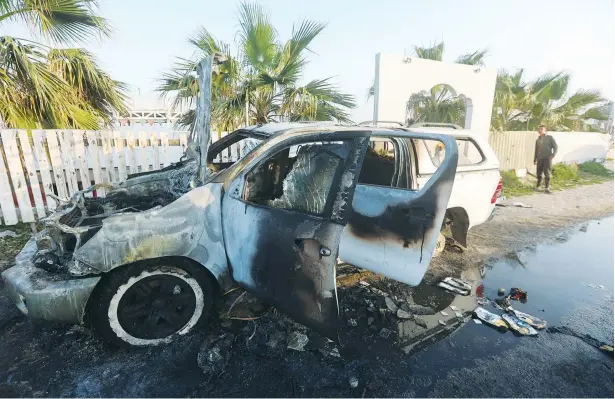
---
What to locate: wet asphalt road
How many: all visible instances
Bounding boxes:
[0,217,613,397]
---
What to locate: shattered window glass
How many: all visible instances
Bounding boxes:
[245,141,352,216]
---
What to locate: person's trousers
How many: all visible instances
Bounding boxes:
[536,158,552,188]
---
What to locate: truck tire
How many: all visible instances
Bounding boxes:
[433,232,446,257]
[89,262,214,346]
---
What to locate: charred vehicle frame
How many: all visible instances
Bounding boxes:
[2,56,459,346]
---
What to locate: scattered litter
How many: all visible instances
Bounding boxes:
[473,319,483,324]
[384,297,398,312]
[476,297,490,306]
[0,230,19,239]
[438,281,470,296]
[474,307,508,331]
[449,305,458,311]
[379,328,392,338]
[493,302,503,310]
[367,317,374,325]
[359,280,370,287]
[443,277,472,291]
[407,304,435,315]
[495,297,511,311]
[502,313,538,336]
[510,309,547,329]
[396,309,413,319]
[414,318,427,328]
[349,376,359,389]
[512,202,532,208]
[440,311,449,316]
[347,318,358,327]
[287,331,309,351]
[497,288,506,296]
[438,320,447,326]
[455,311,463,318]
[509,287,528,302]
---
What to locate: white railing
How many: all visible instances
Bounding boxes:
[0,129,234,225]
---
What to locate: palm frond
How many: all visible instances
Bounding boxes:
[414,42,444,61]
[455,49,488,66]
[237,1,277,70]
[0,0,109,43]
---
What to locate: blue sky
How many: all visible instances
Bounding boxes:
[4,0,614,121]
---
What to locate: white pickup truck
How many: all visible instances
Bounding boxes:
[360,122,502,254]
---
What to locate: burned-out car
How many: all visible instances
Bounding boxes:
[2,124,458,345]
[2,58,459,346]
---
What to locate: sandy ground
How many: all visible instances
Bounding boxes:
[429,177,614,278]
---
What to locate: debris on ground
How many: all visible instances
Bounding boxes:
[438,281,470,295]
[476,297,491,306]
[510,309,547,329]
[287,331,309,352]
[473,307,508,331]
[396,309,413,319]
[497,288,506,296]
[197,333,235,375]
[473,319,483,324]
[0,230,19,239]
[349,376,359,388]
[512,202,533,208]
[385,297,398,312]
[508,287,528,302]
[502,313,538,336]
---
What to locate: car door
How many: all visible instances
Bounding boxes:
[339,132,458,286]
[221,132,369,336]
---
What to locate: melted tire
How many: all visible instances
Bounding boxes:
[89,261,214,346]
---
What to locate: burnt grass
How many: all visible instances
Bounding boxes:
[0,262,456,398]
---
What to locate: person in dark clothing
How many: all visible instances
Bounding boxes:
[534,125,558,193]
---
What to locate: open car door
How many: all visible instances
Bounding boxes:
[221,132,369,336]
[339,132,458,286]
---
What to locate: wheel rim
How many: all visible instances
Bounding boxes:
[117,275,197,339]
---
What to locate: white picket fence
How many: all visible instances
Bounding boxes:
[0,130,234,225]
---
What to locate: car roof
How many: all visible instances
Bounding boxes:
[242,122,485,140]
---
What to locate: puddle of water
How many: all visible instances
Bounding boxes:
[481,216,614,324]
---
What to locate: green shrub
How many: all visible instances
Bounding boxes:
[501,170,532,197]
[551,163,579,183]
[578,161,614,178]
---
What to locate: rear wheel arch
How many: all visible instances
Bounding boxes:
[445,207,470,248]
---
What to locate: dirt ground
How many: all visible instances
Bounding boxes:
[428,177,614,279]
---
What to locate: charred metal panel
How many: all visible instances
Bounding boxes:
[223,200,343,336]
[221,134,368,336]
[73,184,231,289]
[1,238,100,324]
[338,134,458,286]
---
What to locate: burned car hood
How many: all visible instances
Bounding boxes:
[73,184,223,273]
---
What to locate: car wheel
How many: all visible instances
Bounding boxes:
[90,263,214,346]
[433,232,446,257]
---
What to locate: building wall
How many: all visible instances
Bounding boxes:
[489,131,612,171]
[372,53,497,140]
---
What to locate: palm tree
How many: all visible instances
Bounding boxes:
[0,0,127,129]
[158,2,355,132]
[368,42,487,126]
[406,84,467,126]
[491,69,608,131]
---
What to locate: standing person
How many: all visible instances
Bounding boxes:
[534,125,558,193]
